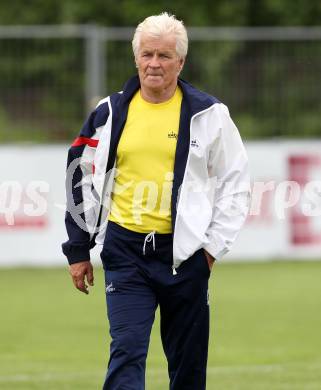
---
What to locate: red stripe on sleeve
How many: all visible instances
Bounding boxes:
[71,137,99,147]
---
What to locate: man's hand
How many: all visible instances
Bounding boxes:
[204,250,215,272]
[69,261,94,294]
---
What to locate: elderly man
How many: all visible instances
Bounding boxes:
[62,12,250,390]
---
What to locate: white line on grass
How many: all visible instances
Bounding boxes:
[1,361,321,382]
[0,372,99,383]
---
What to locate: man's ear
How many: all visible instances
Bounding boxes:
[178,57,185,74]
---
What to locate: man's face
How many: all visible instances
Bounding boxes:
[135,33,184,97]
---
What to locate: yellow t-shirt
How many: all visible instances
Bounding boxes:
[109,87,183,233]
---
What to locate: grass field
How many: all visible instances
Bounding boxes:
[1,261,321,390]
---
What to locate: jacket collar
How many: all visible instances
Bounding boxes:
[120,75,219,115]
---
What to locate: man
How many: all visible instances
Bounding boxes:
[62,12,250,390]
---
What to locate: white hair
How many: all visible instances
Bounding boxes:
[132,12,188,59]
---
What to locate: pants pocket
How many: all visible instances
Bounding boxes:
[199,249,211,277]
[100,226,136,271]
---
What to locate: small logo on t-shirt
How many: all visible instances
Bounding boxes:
[168,131,178,140]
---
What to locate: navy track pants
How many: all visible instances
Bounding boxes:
[100,221,211,390]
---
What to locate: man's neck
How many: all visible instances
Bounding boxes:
[140,84,178,104]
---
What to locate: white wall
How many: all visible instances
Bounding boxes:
[231,140,321,261]
[1,141,321,266]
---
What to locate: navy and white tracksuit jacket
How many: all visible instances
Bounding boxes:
[62,75,250,271]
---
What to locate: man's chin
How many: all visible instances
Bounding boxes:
[144,82,164,92]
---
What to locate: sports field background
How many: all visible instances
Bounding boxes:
[1,261,321,389]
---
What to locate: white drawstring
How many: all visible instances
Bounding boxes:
[142,231,177,275]
[143,231,156,255]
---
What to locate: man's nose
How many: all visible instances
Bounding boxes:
[149,54,160,67]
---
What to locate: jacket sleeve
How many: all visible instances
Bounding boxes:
[204,103,250,260]
[62,101,109,265]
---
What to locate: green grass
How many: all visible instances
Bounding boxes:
[1,261,321,389]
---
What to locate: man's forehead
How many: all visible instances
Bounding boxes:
[139,34,177,52]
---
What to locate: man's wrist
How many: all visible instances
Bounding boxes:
[204,249,215,262]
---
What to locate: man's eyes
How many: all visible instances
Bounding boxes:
[141,53,171,58]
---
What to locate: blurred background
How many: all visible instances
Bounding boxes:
[0,0,320,141]
[1,1,321,389]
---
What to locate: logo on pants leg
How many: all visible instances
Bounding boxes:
[106,281,116,293]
